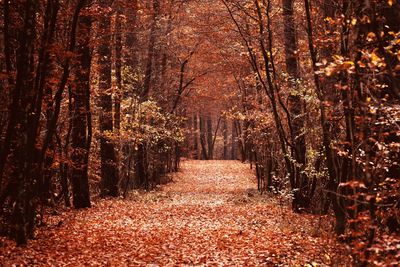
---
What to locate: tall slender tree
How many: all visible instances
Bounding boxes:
[98,0,119,197]
[282,0,309,209]
[71,0,92,208]
[134,0,161,189]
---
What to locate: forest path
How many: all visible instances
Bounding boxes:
[1,160,345,266]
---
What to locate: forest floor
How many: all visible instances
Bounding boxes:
[0,160,351,266]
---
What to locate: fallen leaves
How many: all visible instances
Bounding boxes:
[0,160,350,266]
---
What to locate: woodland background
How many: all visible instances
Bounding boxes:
[0,0,399,265]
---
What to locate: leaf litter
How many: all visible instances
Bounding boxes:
[0,160,350,266]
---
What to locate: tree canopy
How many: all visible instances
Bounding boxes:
[0,0,399,265]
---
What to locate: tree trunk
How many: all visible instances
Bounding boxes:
[9,0,38,246]
[124,0,139,68]
[134,144,147,188]
[114,7,122,132]
[206,115,213,160]
[133,0,160,189]
[71,8,92,208]
[98,0,119,197]
[303,0,346,233]
[141,0,160,101]
[282,0,309,211]
[231,120,237,160]
[199,115,208,160]
[237,120,246,162]
[193,113,199,159]
[223,118,228,160]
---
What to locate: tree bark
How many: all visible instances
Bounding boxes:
[98,0,119,197]
[71,6,92,208]
[282,0,309,210]
[206,115,213,160]
[133,0,160,189]
[193,113,199,159]
[223,118,228,160]
[141,0,160,101]
[10,0,38,246]
[124,0,139,69]
[114,6,122,132]
[199,115,208,160]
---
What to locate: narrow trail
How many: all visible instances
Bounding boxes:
[0,161,346,266]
